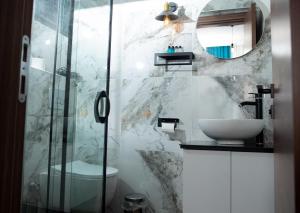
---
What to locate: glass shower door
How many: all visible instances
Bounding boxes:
[21,0,113,212]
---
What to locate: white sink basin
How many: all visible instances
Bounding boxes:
[198,119,264,145]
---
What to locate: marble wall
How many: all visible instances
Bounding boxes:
[108,0,272,212]
[22,0,272,212]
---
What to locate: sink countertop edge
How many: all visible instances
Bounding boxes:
[179,144,274,153]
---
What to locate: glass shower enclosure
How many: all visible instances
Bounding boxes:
[21,0,113,212]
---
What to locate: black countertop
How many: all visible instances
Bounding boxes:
[180,142,273,153]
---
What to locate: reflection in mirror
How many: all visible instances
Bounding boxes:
[197,0,265,59]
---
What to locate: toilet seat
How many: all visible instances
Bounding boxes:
[39,160,118,211]
[51,160,118,180]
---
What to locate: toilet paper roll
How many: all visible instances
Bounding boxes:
[161,122,176,133]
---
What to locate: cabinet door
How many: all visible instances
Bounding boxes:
[183,150,231,213]
[231,152,274,213]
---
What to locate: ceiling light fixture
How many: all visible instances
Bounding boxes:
[174,6,194,23]
[155,2,179,26]
[173,6,194,33]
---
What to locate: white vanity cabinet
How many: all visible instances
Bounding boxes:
[183,150,274,213]
[183,150,231,213]
[231,152,274,213]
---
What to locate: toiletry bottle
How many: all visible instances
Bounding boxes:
[175,46,179,52]
[167,46,172,53]
[171,46,175,53]
[179,46,184,52]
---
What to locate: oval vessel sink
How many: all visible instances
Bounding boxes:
[198,119,264,145]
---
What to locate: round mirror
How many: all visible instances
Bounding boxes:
[196,0,268,59]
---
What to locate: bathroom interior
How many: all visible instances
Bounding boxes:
[21,0,275,212]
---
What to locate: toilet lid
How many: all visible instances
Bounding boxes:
[52,160,118,179]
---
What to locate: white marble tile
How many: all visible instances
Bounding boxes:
[118,76,194,212]
[190,76,245,143]
[23,0,273,212]
[115,1,272,212]
[30,21,60,73]
[26,68,52,116]
[121,77,192,144]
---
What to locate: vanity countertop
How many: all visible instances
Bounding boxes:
[180,142,274,153]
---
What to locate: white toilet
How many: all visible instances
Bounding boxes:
[39,160,118,212]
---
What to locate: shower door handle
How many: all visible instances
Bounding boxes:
[94,91,110,123]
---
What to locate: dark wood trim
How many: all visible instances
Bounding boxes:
[197,12,247,28]
[249,3,256,47]
[197,3,256,28]
[0,0,34,212]
[290,0,300,210]
[272,0,300,212]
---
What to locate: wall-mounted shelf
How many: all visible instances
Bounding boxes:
[154,52,195,66]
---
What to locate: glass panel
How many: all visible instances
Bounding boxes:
[67,0,111,212]
[21,0,111,212]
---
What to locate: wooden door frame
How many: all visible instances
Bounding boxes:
[0,0,34,212]
[290,0,300,210]
[272,0,300,212]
